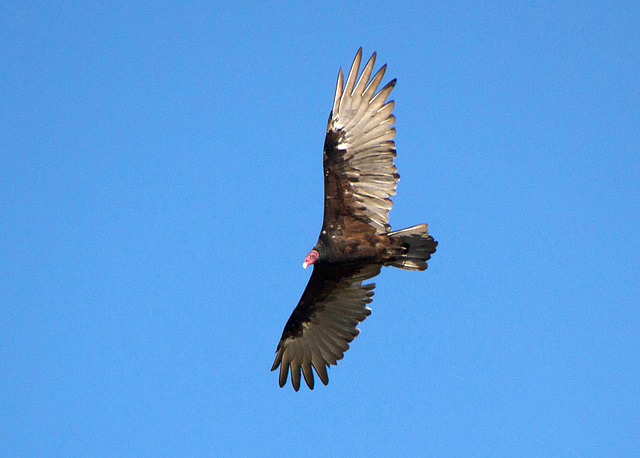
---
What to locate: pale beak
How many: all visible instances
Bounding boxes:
[302,261,309,269]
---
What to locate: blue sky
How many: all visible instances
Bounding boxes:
[2,1,639,456]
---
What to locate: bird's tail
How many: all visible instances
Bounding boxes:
[386,224,437,271]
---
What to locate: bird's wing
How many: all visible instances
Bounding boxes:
[322,48,399,236]
[271,263,381,390]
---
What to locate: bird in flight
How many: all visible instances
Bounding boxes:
[271,48,437,390]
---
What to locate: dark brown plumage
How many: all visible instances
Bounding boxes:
[271,48,437,390]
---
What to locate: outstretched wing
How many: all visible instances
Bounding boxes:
[271,263,382,390]
[322,48,399,236]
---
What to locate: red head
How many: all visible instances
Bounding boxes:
[302,249,319,269]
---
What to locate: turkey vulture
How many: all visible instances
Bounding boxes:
[271,48,437,390]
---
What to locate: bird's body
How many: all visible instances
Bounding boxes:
[272,49,437,390]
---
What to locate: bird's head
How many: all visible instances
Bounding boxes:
[302,249,319,269]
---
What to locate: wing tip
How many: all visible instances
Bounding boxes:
[271,346,283,372]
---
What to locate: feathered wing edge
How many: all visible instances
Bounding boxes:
[323,48,400,234]
[271,264,381,391]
